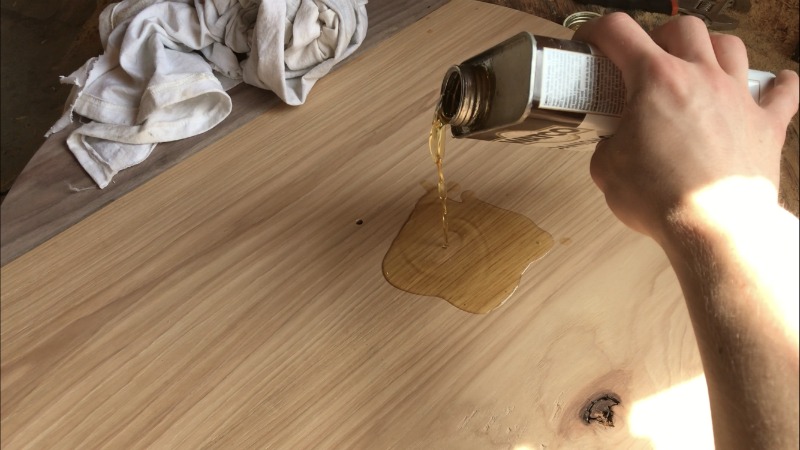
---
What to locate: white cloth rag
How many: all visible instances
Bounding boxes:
[47,0,368,188]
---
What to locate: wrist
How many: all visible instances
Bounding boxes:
[658,176,781,255]
[657,176,799,343]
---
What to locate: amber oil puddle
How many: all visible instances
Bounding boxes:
[383,187,554,314]
[382,103,554,314]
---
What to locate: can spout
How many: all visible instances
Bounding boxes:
[439,64,488,128]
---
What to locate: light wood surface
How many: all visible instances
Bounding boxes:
[5,3,797,273]
[0,0,449,267]
[1,1,711,448]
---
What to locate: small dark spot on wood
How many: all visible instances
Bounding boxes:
[581,393,620,427]
[356,219,364,225]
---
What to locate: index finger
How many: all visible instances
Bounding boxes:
[573,13,664,83]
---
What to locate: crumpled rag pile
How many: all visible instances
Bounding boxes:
[47,0,368,188]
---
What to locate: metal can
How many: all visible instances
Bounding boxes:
[438,32,623,151]
[438,32,774,151]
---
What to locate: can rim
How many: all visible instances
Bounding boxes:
[563,11,602,31]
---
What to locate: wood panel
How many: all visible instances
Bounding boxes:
[1,1,711,448]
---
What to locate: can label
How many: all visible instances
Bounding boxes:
[493,125,604,150]
[539,48,625,116]
[493,125,592,144]
[445,32,774,151]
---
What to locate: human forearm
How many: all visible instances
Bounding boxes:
[573,13,800,447]
[660,181,799,449]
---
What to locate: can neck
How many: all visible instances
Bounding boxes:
[439,64,488,128]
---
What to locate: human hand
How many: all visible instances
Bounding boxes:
[573,14,799,245]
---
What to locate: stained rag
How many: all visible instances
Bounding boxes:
[47,0,368,188]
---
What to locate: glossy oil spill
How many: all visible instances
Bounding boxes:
[429,104,449,248]
[383,188,554,314]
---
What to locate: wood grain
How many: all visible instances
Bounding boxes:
[0,0,449,267]
[1,1,710,448]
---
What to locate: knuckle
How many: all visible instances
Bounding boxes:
[575,12,632,42]
[640,57,683,89]
[681,15,708,30]
[602,11,634,26]
[655,14,705,36]
[712,33,746,53]
[590,146,611,188]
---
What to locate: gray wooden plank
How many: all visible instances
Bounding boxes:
[0,0,449,267]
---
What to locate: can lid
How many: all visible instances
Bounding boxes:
[563,11,602,31]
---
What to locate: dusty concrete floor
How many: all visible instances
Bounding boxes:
[0,0,107,203]
[1,0,798,206]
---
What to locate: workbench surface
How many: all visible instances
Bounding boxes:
[2,2,712,448]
